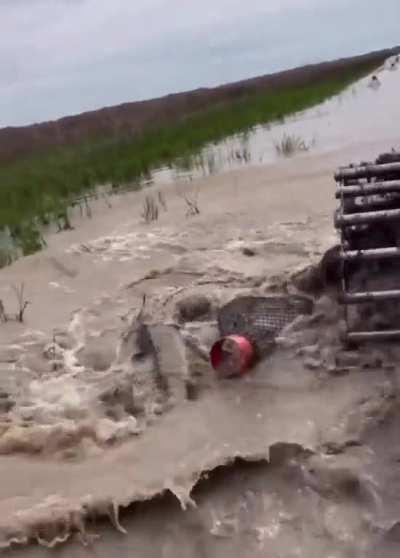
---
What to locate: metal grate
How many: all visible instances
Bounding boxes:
[217,296,313,353]
[334,151,400,342]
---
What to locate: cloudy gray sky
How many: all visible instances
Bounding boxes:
[0,0,399,128]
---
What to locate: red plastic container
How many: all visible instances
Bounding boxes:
[210,335,255,378]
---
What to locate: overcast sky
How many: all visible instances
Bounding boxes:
[0,0,399,128]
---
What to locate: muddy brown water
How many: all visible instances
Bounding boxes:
[1,59,400,556]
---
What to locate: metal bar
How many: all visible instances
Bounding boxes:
[335,180,400,198]
[340,289,400,304]
[346,329,400,343]
[335,162,400,181]
[335,207,400,227]
[336,199,400,214]
[340,247,400,261]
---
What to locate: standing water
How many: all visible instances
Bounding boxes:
[146,55,400,186]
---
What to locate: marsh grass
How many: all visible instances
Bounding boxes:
[274,133,313,157]
[0,248,13,269]
[177,185,200,217]
[0,57,383,258]
[12,282,30,323]
[157,191,167,211]
[141,195,159,224]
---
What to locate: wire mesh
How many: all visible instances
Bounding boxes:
[217,295,313,353]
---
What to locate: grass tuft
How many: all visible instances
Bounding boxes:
[141,195,159,224]
[274,133,313,157]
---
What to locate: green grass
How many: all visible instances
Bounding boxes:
[0,57,381,261]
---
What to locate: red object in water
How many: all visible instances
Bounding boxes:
[210,335,255,378]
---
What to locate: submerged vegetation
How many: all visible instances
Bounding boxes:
[141,195,159,224]
[273,133,314,157]
[0,55,387,263]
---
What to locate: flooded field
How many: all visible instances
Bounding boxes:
[0,55,400,557]
[148,55,400,185]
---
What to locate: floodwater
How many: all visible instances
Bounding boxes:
[0,54,400,557]
[148,55,400,186]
